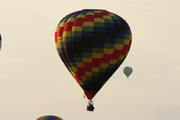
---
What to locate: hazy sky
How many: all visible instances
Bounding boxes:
[0,0,180,120]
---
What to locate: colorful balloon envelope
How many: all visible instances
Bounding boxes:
[37,115,63,120]
[55,9,132,109]
[123,66,133,78]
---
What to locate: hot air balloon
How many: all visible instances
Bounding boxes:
[0,34,2,50]
[123,66,133,78]
[37,115,63,120]
[55,9,132,111]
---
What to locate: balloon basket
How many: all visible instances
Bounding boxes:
[86,104,94,111]
[86,100,94,111]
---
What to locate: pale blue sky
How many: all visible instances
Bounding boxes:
[0,0,180,120]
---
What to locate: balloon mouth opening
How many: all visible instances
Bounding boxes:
[84,91,97,100]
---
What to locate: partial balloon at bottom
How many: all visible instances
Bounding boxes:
[36,115,63,120]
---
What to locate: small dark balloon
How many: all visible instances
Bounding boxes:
[123,66,133,78]
[0,34,1,50]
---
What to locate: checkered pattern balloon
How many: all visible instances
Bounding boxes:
[55,9,132,100]
[37,115,63,120]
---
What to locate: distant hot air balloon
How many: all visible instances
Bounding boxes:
[123,66,133,78]
[0,34,2,50]
[37,115,63,120]
[55,9,132,111]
